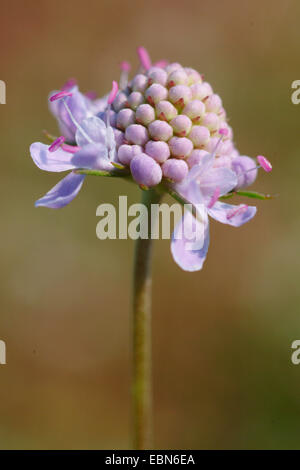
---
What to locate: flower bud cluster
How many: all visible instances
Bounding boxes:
[105,62,250,188]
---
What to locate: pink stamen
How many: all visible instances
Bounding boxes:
[137,46,151,71]
[50,91,73,102]
[257,155,272,173]
[61,78,77,91]
[49,136,65,152]
[208,187,220,209]
[154,59,168,68]
[227,204,248,220]
[107,80,119,105]
[120,61,131,72]
[219,128,228,136]
[61,144,81,154]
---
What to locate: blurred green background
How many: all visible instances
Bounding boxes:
[0,0,299,449]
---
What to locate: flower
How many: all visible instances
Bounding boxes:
[170,135,257,271]
[31,86,118,208]
[30,47,272,270]
[49,82,108,143]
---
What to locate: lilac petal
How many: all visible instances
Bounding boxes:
[71,143,113,171]
[35,172,86,209]
[186,151,214,182]
[171,211,210,272]
[90,93,109,114]
[200,167,237,202]
[75,116,107,147]
[208,201,257,227]
[30,142,75,172]
[49,87,89,142]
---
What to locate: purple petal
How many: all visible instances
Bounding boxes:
[186,152,214,182]
[75,116,107,147]
[173,177,204,207]
[90,94,109,114]
[208,201,257,227]
[171,211,210,272]
[49,86,88,142]
[30,142,75,172]
[200,167,237,201]
[35,172,85,209]
[71,143,113,171]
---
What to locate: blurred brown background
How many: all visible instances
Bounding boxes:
[0,0,299,449]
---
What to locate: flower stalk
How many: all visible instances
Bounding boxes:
[132,188,162,450]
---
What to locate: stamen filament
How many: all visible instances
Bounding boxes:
[62,99,94,144]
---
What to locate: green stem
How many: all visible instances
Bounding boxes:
[132,188,162,450]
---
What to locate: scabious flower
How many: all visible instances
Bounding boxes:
[30,84,118,208]
[30,47,272,269]
[49,80,108,143]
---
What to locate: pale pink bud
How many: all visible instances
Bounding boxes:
[184,67,202,85]
[155,101,178,121]
[145,140,170,163]
[135,104,155,125]
[162,158,189,182]
[125,124,149,145]
[116,108,136,130]
[167,69,188,87]
[205,94,222,113]
[182,100,205,123]
[169,137,193,158]
[189,126,210,147]
[118,144,142,165]
[130,153,162,187]
[145,84,168,105]
[170,115,192,136]
[190,82,213,100]
[147,67,168,86]
[112,91,128,112]
[201,112,220,131]
[131,74,149,93]
[128,91,145,110]
[168,85,192,107]
[148,120,173,141]
[113,128,125,148]
[165,63,183,75]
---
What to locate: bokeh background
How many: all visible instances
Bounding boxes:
[0,0,299,449]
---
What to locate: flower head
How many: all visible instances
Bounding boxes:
[30,47,272,270]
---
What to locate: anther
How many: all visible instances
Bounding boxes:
[49,91,73,102]
[137,46,151,71]
[257,155,272,172]
[49,136,65,152]
[207,187,220,209]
